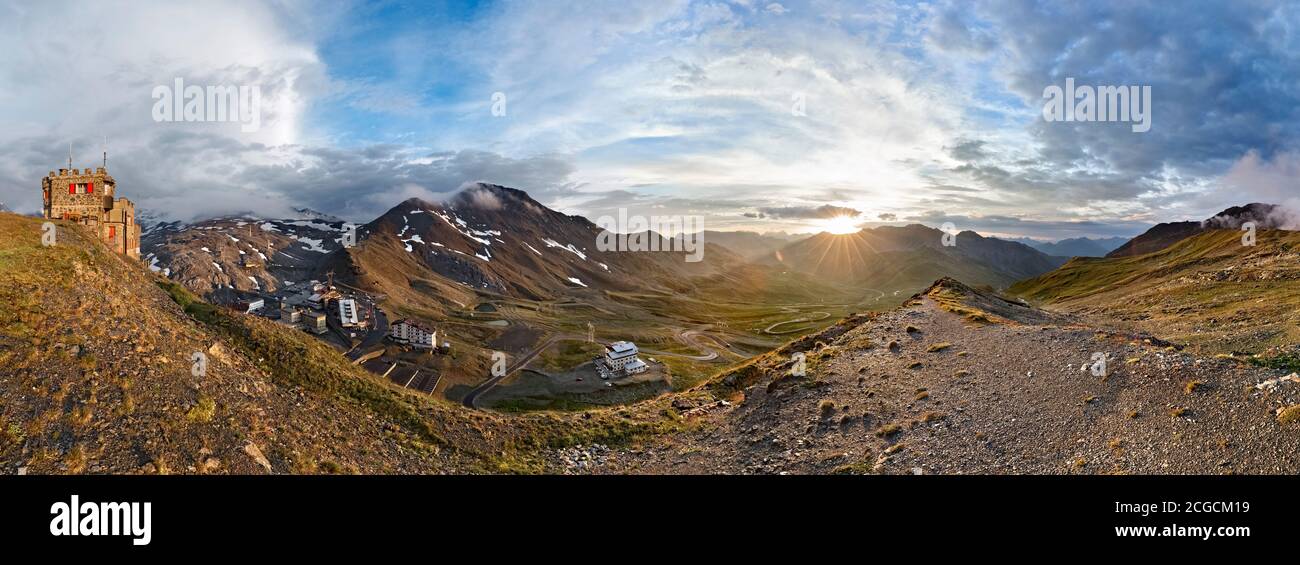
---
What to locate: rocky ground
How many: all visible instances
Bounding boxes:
[559,280,1300,474]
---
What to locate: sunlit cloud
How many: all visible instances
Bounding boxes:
[1,0,1297,240]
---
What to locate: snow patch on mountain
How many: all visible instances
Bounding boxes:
[542,238,587,260]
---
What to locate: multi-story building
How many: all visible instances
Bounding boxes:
[388,319,436,349]
[337,298,359,327]
[41,163,140,259]
[600,341,648,378]
[304,311,328,334]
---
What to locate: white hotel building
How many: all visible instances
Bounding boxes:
[601,341,648,377]
[389,319,437,349]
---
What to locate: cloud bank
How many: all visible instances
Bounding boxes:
[1,0,1297,240]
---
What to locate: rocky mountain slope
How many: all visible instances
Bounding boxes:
[1106,203,1290,258]
[764,224,1065,292]
[144,184,840,308]
[0,211,688,474]
[142,214,350,302]
[577,279,1300,474]
[325,184,839,309]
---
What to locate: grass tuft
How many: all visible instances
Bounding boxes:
[1279,405,1300,425]
[875,423,902,437]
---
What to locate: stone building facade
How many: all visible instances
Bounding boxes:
[41,166,141,259]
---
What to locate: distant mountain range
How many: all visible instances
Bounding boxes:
[145,184,843,311]
[138,185,1299,347]
[141,185,1089,311]
[326,185,805,309]
[1000,236,1129,258]
[699,230,802,260]
[764,224,1066,291]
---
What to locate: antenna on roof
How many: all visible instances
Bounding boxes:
[102,135,107,169]
[67,142,73,170]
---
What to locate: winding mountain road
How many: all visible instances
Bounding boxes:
[461,335,557,408]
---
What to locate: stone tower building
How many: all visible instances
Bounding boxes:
[41,165,141,259]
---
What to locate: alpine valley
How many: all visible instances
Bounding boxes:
[3,186,1299,474]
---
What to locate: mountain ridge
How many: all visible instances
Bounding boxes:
[1011,225,1300,354]
[1001,236,1129,257]
[1106,203,1291,258]
[763,223,1065,292]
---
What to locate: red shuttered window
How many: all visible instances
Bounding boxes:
[87,182,93,194]
[108,226,116,238]
[69,183,75,194]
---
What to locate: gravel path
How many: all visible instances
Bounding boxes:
[563,285,1300,475]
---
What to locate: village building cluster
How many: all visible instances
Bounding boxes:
[236,279,446,354]
[236,280,370,337]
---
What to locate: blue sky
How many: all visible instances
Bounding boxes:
[2,0,1299,239]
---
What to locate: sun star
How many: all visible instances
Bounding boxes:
[820,214,861,235]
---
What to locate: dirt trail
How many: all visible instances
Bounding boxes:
[764,310,831,334]
[567,286,1300,475]
[639,329,756,362]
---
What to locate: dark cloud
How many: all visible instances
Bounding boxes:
[946,139,989,162]
[0,131,577,223]
[943,0,1300,216]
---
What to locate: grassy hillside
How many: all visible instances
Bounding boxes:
[1010,228,1300,354]
[597,277,1300,475]
[0,212,690,474]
